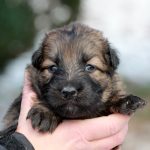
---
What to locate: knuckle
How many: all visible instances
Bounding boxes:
[108,122,119,135]
[114,132,125,145]
[73,134,91,150]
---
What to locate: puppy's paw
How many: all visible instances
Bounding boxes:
[27,105,61,133]
[111,95,146,115]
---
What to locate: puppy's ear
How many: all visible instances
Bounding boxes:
[104,41,120,74]
[32,49,43,69]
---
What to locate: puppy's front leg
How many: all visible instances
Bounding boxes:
[27,104,61,133]
[109,95,146,115]
[108,95,145,150]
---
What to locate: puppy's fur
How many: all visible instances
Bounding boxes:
[2,23,145,137]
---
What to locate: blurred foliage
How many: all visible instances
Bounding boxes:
[0,0,36,71]
[125,79,150,98]
[0,0,81,72]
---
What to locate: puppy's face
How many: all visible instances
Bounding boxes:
[31,24,120,119]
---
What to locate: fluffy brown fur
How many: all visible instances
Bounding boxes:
[2,24,145,148]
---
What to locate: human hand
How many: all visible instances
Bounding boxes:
[16,71,129,150]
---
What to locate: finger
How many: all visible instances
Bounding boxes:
[19,71,36,120]
[90,125,128,150]
[76,114,130,141]
[22,70,36,103]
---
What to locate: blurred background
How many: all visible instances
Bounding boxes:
[0,0,149,149]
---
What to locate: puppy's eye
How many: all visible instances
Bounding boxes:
[48,65,58,73]
[85,64,96,73]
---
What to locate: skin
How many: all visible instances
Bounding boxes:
[16,72,129,150]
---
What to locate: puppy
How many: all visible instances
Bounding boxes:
[3,23,145,136]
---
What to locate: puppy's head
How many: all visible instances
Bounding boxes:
[31,23,121,118]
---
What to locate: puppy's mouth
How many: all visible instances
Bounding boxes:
[57,105,88,119]
[54,100,104,119]
[62,104,79,117]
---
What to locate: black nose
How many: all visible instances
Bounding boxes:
[61,86,77,98]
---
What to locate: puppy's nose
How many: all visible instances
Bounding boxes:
[61,86,77,98]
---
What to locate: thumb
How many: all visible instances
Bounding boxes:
[19,71,36,122]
